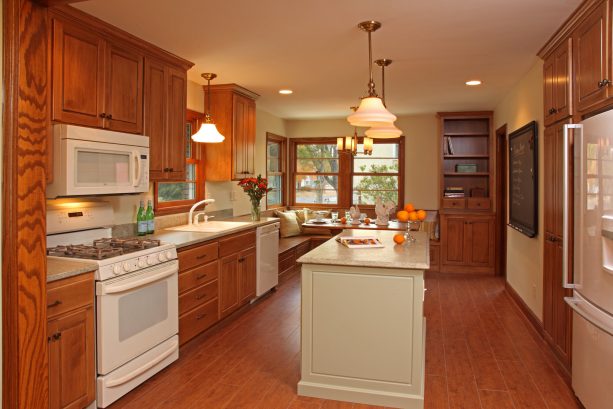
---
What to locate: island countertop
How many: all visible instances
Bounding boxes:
[297,229,430,270]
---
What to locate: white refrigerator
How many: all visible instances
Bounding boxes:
[564,112,613,409]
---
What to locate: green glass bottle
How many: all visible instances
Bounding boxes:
[146,199,155,234]
[137,200,147,236]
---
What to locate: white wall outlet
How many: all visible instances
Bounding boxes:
[205,191,212,199]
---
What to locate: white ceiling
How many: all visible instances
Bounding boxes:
[74,0,580,119]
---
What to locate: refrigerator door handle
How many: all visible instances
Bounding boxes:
[563,124,582,289]
[565,295,613,337]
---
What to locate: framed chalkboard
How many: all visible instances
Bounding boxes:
[509,121,538,237]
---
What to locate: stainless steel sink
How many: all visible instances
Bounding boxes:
[165,220,252,233]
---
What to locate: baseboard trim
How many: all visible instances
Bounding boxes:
[504,282,572,385]
[504,282,544,337]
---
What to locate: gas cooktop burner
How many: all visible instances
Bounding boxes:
[47,237,162,260]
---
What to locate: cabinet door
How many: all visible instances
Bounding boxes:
[244,98,256,177]
[51,18,105,128]
[238,247,257,304]
[219,254,239,318]
[165,66,187,181]
[48,307,95,409]
[465,217,495,267]
[544,126,557,235]
[105,44,144,133]
[441,216,465,264]
[574,1,608,112]
[554,38,572,121]
[543,53,557,126]
[144,59,168,180]
[232,94,249,180]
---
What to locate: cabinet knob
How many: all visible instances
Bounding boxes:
[99,113,107,118]
[598,79,611,88]
[106,114,113,120]
[548,107,558,114]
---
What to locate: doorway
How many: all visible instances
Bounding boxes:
[495,124,508,277]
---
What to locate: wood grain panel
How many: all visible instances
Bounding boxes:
[144,58,167,179]
[177,241,219,272]
[165,65,187,180]
[46,272,94,319]
[178,260,219,294]
[219,254,240,318]
[105,44,143,133]
[3,1,50,407]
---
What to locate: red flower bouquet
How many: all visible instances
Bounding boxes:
[238,174,272,221]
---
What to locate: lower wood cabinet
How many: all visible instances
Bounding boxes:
[219,246,257,319]
[440,214,495,274]
[238,247,257,305]
[47,273,95,409]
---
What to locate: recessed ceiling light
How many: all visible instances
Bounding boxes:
[465,80,482,86]
[279,89,293,95]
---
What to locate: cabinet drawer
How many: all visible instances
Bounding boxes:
[178,242,218,272]
[442,198,465,209]
[295,241,311,258]
[47,273,94,319]
[179,260,218,294]
[467,198,490,210]
[179,279,218,316]
[179,297,218,345]
[219,230,256,258]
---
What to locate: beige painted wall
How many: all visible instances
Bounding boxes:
[494,58,545,320]
[284,114,440,209]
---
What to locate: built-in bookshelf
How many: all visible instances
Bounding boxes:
[438,112,494,210]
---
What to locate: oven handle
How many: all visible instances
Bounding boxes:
[132,151,142,187]
[105,339,179,388]
[99,264,177,295]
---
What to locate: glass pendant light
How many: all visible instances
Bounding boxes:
[192,73,225,143]
[347,21,397,127]
[366,59,402,139]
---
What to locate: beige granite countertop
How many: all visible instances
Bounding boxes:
[297,230,430,270]
[47,257,97,283]
[149,216,280,249]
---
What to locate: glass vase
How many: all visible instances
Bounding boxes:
[250,201,261,221]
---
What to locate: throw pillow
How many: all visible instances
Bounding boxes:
[275,211,301,238]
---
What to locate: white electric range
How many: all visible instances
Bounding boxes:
[47,202,179,408]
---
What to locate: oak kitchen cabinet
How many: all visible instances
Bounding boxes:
[146,59,187,181]
[218,230,257,318]
[51,17,144,134]
[544,38,572,126]
[205,84,259,181]
[440,214,495,274]
[47,272,95,409]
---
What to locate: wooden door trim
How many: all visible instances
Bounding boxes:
[3,1,50,408]
[495,124,508,277]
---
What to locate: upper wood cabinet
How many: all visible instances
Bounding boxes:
[205,84,259,181]
[145,59,187,181]
[573,0,610,114]
[51,18,144,134]
[544,39,573,126]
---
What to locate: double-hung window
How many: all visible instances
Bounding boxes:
[266,133,287,209]
[352,141,401,205]
[292,141,340,206]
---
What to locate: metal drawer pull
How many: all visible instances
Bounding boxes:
[196,255,208,260]
[47,300,62,308]
[196,274,207,280]
[598,79,611,88]
[196,313,207,320]
[196,294,207,300]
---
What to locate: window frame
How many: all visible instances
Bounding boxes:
[266,132,287,209]
[289,136,404,210]
[154,109,206,215]
[351,136,405,208]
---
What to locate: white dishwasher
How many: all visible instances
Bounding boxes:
[256,222,280,297]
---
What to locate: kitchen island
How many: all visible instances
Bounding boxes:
[297,230,428,409]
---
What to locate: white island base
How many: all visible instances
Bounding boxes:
[297,231,428,409]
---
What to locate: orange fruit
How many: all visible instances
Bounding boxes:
[416,209,427,221]
[397,210,410,222]
[364,218,371,225]
[404,203,415,213]
[340,217,347,224]
[393,234,405,245]
[408,211,419,221]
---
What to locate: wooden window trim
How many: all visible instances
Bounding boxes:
[350,136,405,210]
[289,136,404,211]
[266,133,287,209]
[154,110,206,215]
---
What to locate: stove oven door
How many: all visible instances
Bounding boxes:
[96,260,178,375]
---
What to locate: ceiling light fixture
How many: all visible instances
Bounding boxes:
[279,89,293,95]
[338,107,373,156]
[365,59,402,139]
[191,73,225,143]
[465,80,482,86]
[347,21,397,128]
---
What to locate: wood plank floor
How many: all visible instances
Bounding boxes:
[109,272,581,409]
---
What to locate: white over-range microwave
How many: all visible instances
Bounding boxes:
[47,124,150,198]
